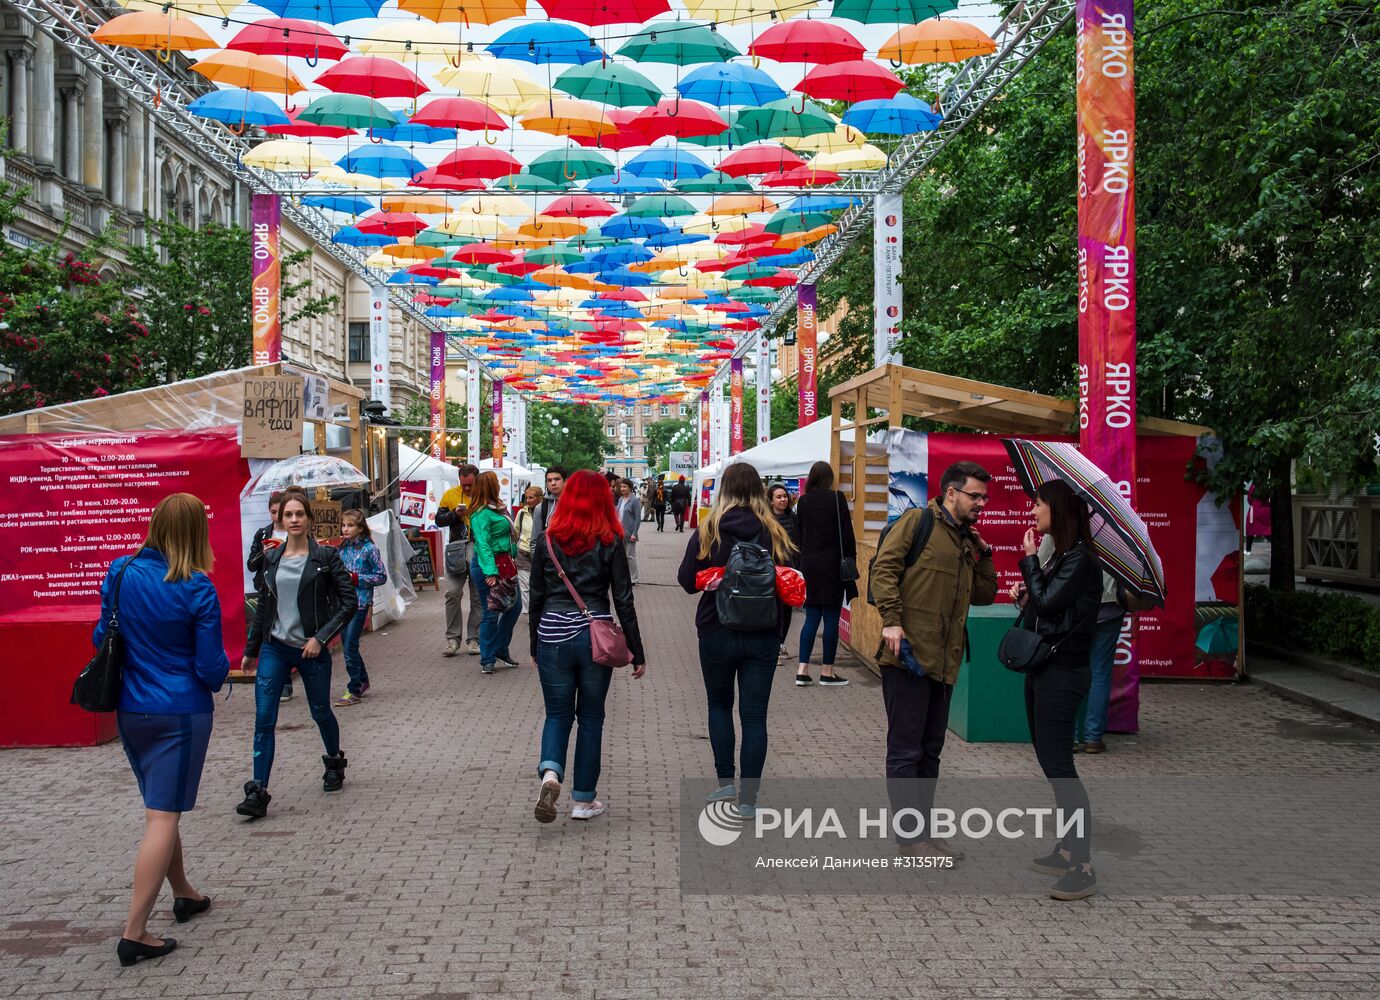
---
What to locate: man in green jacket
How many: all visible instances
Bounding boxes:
[870,460,999,858]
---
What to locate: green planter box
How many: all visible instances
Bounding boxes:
[949,605,1032,743]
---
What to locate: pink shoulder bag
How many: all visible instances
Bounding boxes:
[544,536,633,668]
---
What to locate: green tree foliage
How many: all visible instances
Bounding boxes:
[645,416,694,471]
[529,401,610,472]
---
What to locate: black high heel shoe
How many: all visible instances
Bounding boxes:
[116,936,177,966]
[172,895,211,923]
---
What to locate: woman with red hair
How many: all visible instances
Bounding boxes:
[527,470,647,823]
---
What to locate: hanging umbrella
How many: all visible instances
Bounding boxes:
[264,109,355,138]
[624,147,711,181]
[528,148,615,182]
[337,145,427,180]
[396,0,526,23]
[518,98,614,140]
[748,20,864,64]
[680,110,753,148]
[785,123,869,153]
[737,98,836,141]
[553,63,662,108]
[761,166,842,187]
[545,195,619,219]
[843,94,942,135]
[533,0,670,25]
[567,109,642,151]
[357,22,462,61]
[810,144,889,172]
[830,0,958,25]
[616,21,740,65]
[372,115,457,144]
[304,194,375,214]
[435,147,523,180]
[410,97,507,132]
[627,99,727,142]
[764,210,833,234]
[382,195,453,214]
[451,243,516,264]
[495,171,563,192]
[796,61,905,103]
[94,12,217,52]
[456,194,532,216]
[315,56,429,100]
[707,194,779,216]
[487,23,606,65]
[225,18,349,60]
[586,174,667,194]
[719,144,806,176]
[412,168,488,192]
[190,51,305,94]
[879,19,998,63]
[297,93,399,130]
[253,0,387,23]
[315,165,403,190]
[1003,438,1167,606]
[243,139,333,172]
[674,170,752,193]
[188,89,291,128]
[676,63,785,107]
[356,211,431,238]
[436,55,550,117]
[684,0,820,23]
[625,195,697,218]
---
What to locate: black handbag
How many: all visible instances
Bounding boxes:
[71,551,141,713]
[835,491,859,583]
[997,603,1098,674]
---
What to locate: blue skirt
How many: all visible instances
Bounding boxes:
[117,711,213,813]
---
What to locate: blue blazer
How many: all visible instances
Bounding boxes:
[93,549,230,715]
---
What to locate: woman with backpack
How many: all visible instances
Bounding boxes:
[528,470,647,823]
[792,461,858,687]
[469,470,522,675]
[677,462,796,814]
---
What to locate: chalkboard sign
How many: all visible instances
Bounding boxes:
[408,534,435,585]
[312,499,342,541]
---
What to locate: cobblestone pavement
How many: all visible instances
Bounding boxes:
[4,527,1380,999]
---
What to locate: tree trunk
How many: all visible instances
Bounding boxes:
[1268,456,1295,591]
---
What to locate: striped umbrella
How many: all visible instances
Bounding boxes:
[1002,438,1167,606]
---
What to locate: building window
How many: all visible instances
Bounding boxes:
[347,322,368,363]
[659,405,669,416]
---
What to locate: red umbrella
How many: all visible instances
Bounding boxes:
[316,56,428,100]
[570,108,641,151]
[745,271,797,288]
[356,211,429,237]
[796,61,904,103]
[451,243,514,264]
[263,108,354,137]
[411,168,486,191]
[601,287,647,301]
[227,18,349,61]
[627,99,727,142]
[715,224,774,245]
[748,21,864,65]
[410,97,507,132]
[761,166,842,187]
[533,0,670,26]
[435,147,523,180]
[545,195,618,218]
[718,144,805,177]
[497,255,544,277]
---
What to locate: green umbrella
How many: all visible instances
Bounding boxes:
[730,287,778,303]
[526,247,585,266]
[765,209,834,234]
[626,194,697,218]
[427,286,483,300]
[675,170,752,193]
[737,98,837,142]
[463,264,526,286]
[528,148,615,183]
[831,0,958,26]
[414,229,471,248]
[297,93,398,130]
[561,229,617,250]
[680,111,754,148]
[617,21,740,65]
[554,63,662,108]
[724,263,778,281]
[494,170,563,192]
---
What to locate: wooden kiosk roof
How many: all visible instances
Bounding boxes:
[828,364,1212,439]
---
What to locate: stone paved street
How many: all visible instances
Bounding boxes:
[3,527,1380,999]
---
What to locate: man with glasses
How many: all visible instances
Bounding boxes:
[870,461,998,859]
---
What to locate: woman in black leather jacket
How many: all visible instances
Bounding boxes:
[527,471,646,825]
[237,493,357,820]
[1011,479,1103,901]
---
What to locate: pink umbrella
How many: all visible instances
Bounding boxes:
[316,56,428,100]
[227,18,349,61]
[410,97,507,132]
[545,195,618,218]
[796,61,904,103]
[627,99,727,143]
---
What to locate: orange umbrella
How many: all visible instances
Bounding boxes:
[518,99,614,140]
[190,51,305,95]
[397,0,527,24]
[518,215,587,238]
[532,267,598,290]
[878,20,997,64]
[94,11,217,52]
[706,194,779,217]
[382,194,455,214]
[383,243,445,260]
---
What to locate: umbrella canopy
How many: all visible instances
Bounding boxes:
[396,0,525,23]
[243,139,333,172]
[545,195,619,219]
[810,143,888,172]
[676,63,785,107]
[760,165,842,187]
[410,97,507,131]
[356,211,430,237]
[830,0,958,25]
[93,12,217,51]
[244,455,368,498]
[879,19,998,63]
[533,0,670,25]
[737,98,836,141]
[554,63,662,108]
[225,18,349,59]
[616,21,740,64]
[435,147,523,180]
[372,115,457,144]
[1003,439,1167,606]
[188,88,291,127]
[263,108,355,138]
[296,93,399,130]
[528,148,615,182]
[719,144,806,176]
[796,60,905,102]
[748,20,864,64]
[674,170,752,193]
[190,51,304,94]
[356,21,461,60]
[254,0,386,23]
[519,98,615,140]
[315,56,429,100]
[487,23,606,65]
[337,145,426,179]
[627,99,728,142]
[304,194,375,215]
[625,147,711,180]
[1195,617,1239,656]
[842,94,943,135]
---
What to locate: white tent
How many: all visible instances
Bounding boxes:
[693,419,841,508]
[398,443,458,488]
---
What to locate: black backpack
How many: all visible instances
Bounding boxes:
[716,538,778,632]
[866,507,935,607]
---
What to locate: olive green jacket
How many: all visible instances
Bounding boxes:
[870,500,999,684]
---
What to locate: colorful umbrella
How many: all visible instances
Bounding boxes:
[553,63,662,108]
[796,60,905,102]
[616,21,740,65]
[760,166,842,187]
[304,194,375,215]
[264,109,355,138]
[533,0,671,25]
[356,22,462,61]
[519,98,615,140]
[413,168,488,191]
[396,0,526,23]
[674,170,752,192]
[545,195,619,219]
[810,144,888,172]
[410,97,507,132]
[225,18,349,60]
[747,20,864,64]
[435,147,523,180]
[879,19,998,63]
[829,0,958,25]
[719,144,806,176]
[627,99,727,142]
[337,145,427,180]
[254,0,387,23]
[188,89,291,128]
[843,94,942,135]
[190,51,305,95]
[785,123,870,153]
[528,148,615,182]
[243,139,332,172]
[372,115,457,144]
[676,63,785,107]
[625,147,711,180]
[1003,439,1167,606]
[1195,617,1239,656]
[315,56,429,100]
[297,93,399,130]
[93,11,217,51]
[487,23,606,65]
[737,98,836,141]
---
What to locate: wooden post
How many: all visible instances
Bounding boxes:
[852,387,866,539]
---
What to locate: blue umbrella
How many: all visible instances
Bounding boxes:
[787,194,863,212]
[373,115,457,144]
[676,63,786,107]
[487,24,605,65]
[591,244,654,265]
[188,88,290,128]
[303,194,375,215]
[332,226,393,247]
[624,147,711,181]
[600,266,654,286]
[484,287,535,302]
[256,0,385,24]
[842,94,942,136]
[645,229,707,249]
[389,271,437,285]
[336,144,425,179]
[600,215,669,239]
[584,174,667,195]
[755,248,816,267]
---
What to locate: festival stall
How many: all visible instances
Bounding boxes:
[829,364,1239,738]
[693,418,839,514]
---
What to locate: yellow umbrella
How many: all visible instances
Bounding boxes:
[518,215,587,238]
[706,194,779,217]
[683,0,820,24]
[357,22,462,61]
[775,223,838,250]
[382,194,456,214]
[437,56,550,117]
[122,0,239,14]
[455,194,532,217]
[312,166,403,190]
[190,51,304,95]
[518,99,613,140]
[879,20,998,64]
[93,12,217,52]
[785,124,869,154]
[365,250,418,269]
[397,0,527,25]
[432,213,506,238]
[656,285,708,301]
[383,243,445,260]
[681,214,752,236]
[810,144,888,172]
[244,140,332,173]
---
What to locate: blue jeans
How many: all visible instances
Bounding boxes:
[253,639,340,787]
[536,630,613,802]
[1078,616,1124,744]
[799,602,842,666]
[471,558,522,667]
[698,629,778,806]
[341,605,369,696]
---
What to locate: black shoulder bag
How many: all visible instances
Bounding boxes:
[835,491,859,583]
[998,602,1099,674]
[71,551,141,713]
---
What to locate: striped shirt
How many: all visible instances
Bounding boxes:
[537,609,613,645]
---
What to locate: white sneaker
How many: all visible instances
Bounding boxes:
[571,800,606,820]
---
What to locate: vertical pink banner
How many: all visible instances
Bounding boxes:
[729,358,744,455]
[250,193,281,366]
[699,392,710,468]
[492,379,504,467]
[797,284,818,427]
[429,332,446,462]
[1078,0,1139,731]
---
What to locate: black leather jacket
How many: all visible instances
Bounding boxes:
[246,538,358,657]
[528,535,645,665]
[246,521,275,593]
[1017,541,1103,655]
